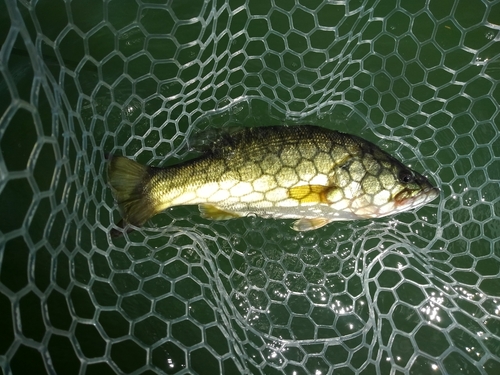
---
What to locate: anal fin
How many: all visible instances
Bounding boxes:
[199,204,241,221]
[292,218,332,231]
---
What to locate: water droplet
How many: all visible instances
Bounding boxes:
[473,55,489,65]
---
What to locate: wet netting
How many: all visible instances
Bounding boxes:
[1,0,500,374]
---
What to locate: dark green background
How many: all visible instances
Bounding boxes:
[1,0,500,374]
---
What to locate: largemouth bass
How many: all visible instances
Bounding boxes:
[107,125,439,236]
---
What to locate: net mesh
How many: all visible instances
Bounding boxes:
[1,0,500,374]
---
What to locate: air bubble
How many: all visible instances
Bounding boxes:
[485,31,495,40]
[232,103,245,114]
[217,98,232,109]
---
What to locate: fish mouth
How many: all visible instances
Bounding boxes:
[394,187,440,209]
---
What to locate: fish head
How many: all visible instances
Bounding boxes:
[390,167,440,212]
[350,155,440,219]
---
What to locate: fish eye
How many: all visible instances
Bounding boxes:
[398,170,414,184]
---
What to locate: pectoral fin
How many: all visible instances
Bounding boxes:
[292,218,332,231]
[199,204,241,220]
[288,185,338,204]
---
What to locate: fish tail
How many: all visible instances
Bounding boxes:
[107,155,157,236]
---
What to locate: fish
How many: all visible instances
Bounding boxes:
[107,125,439,236]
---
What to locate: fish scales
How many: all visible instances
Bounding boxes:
[107,125,439,235]
[151,127,353,211]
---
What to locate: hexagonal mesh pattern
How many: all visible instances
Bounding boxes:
[1,0,500,374]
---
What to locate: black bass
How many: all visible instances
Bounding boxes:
[107,125,439,236]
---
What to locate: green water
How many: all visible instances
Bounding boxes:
[1,0,500,374]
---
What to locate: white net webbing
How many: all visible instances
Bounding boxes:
[1,0,500,374]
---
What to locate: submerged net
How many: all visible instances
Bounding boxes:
[1,0,500,374]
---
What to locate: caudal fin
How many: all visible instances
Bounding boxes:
[107,155,157,236]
